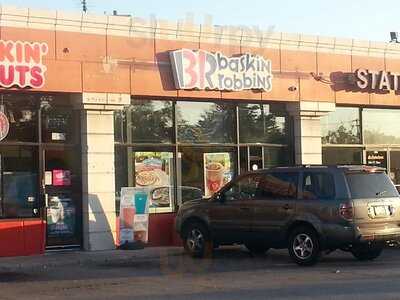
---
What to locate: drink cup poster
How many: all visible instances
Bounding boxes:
[203,153,233,197]
[119,187,150,249]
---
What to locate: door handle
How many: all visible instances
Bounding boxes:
[283,204,291,210]
[239,207,251,211]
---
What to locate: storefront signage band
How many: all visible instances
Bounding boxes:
[0,40,48,89]
[355,69,400,91]
[170,49,273,92]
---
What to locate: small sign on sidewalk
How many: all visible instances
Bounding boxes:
[118,187,150,250]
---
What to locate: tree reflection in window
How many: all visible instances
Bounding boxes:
[363,109,400,145]
[238,104,288,144]
[321,107,361,144]
[177,102,236,144]
[128,100,174,144]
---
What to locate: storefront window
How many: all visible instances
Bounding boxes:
[115,146,175,214]
[114,110,124,143]
[178,147,237,199]
[176,101,236,144]
[115,99,294,213]
[322,147,363,165]
[239,103,288,144]
[0,146,39,218]
[321,107,361,144]
[363,108,400,145]
[125,100,174,144]
[41,108,79,144]
[0,94,39,143]
[263,147,292,168]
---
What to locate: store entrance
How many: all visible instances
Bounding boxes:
[44,147,82,248]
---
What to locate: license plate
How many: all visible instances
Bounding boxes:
[373,205,388,217]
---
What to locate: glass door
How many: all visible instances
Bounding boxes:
[44,147,81,248]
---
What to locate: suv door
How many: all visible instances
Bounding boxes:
[252,172,298,245]
[208,174,261,243]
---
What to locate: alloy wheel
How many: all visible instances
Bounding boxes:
[186,228,204,252]
[292,233,314,260]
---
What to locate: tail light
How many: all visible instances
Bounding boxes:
[339,203,353,221]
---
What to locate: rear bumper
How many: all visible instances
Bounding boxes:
[355,226,400,243]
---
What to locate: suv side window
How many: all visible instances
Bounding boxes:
[257,172,298,200]
[302,172,335,200]
[224,174,261,201]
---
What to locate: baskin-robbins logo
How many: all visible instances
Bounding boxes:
[0,40,48,89]
[169,49,273,92]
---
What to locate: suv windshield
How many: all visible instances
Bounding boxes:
[346,172,399,199]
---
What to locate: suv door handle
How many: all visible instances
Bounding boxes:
[283,204,291,210]
[239,207,251,211]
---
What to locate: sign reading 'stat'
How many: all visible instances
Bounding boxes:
[170,49,273,92]
[355,69,400,91]
[0,40,48,88]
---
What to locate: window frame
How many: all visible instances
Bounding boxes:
[114,98,294,213]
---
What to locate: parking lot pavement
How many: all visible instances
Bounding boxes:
[1,246,400,299]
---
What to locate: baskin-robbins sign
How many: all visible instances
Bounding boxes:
[0,40,48,89]
[169,49,273,92]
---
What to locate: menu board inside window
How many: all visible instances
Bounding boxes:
[134,152,174,212]
[42,110,72,143]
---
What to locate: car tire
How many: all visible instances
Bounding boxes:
[351,244,383,261]
[288,226,321,266]
[245,242,270,254]
[182,222,213,258]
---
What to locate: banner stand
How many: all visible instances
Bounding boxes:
[118,187,150,250]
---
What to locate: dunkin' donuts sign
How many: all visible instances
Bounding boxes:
[170,49,273,91]
[0,40,48,88]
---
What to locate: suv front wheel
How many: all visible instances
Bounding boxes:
[351,244,383,261]
[182,222,213,258]
[288,226,321,266]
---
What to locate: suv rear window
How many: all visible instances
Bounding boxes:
[346,172,399,199]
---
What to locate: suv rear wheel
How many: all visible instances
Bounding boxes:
[351,244,383,261]
[182,222,213,258]
[288,226,321,266]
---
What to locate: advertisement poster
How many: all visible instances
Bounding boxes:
[52,169,71,186]
[47,197,75,237]
[366,151,387,169]
[134,152,173,208]
[203,153,233,197]
[119,187,150,249]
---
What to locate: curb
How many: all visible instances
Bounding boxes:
[0,247,183,273]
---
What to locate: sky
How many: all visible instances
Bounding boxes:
[0,0,397,42]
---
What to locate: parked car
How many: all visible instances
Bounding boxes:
[175,165,400,266]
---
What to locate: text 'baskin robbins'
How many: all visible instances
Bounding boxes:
[170,49,273,92]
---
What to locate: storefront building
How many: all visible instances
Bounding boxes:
[1,6,400,255]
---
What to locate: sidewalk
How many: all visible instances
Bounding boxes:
[0,247,183,273]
